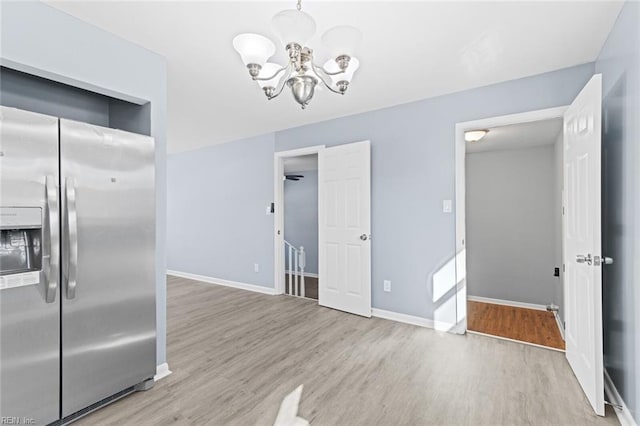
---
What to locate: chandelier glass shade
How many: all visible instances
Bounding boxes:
[232,0,362,109]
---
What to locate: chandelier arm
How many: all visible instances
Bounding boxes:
[311,63,344,95]
[312,62,346,76]
[253,64,289,82]
[267,63,294,100]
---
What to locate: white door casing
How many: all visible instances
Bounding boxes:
[318,141,371,317]
[274,145,325,295]
[563,74,604,416]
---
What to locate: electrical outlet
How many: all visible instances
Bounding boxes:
[254,263,259,273]
[383,280,391,292]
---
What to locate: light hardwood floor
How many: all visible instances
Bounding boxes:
[467,301,566,350]
[77,276,618,425]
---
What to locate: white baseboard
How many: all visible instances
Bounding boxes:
[285,270,319,279]
[167,270,278,295]
[371,308,456,332]
[467,295,547,311]
[554,311,565,341]
[154,363,172,382]
[604,369,637,426]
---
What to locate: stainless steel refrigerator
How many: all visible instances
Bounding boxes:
[0,106,156,425]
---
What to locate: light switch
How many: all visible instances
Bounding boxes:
[266,205,271,215]
[443,199,452,213]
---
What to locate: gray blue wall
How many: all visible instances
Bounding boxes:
[284,171,319,275]
[466,145,560,308]
[275,64,594,323]
[0,67,111,127]
[168,63,595,328]
[595,1,640,421]
[1,2,168,365]
[167,134,276,287]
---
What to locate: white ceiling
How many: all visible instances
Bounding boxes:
[466,118,563,153]
[284,153,318,172]
[46,1,623,154]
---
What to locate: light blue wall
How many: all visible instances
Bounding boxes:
[167,134,276,287]
[0,67,111,127]
[275,63,595,321]
[595,1,640,422]
[284,171,318,275]
[168,64,594,325]
[1,2,168,365]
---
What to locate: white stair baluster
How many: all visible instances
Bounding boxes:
[288,244,293,295]
[299,246,305,298]
[294,249,299,296]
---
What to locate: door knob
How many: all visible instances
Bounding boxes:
[360,234,368,241]
[593,255,614,266]
[576,254,592,265]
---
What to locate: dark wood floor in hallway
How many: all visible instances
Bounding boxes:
[285,276,318,300]
[467,301,566,350]
[77,276,615,425]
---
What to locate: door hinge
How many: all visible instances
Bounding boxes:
[562,264,565,273]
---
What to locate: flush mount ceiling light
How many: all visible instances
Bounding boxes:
[232,0,362,109]
[464,129,489,142]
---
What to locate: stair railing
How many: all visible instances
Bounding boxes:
[284,240,305,297]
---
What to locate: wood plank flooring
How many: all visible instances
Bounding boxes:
[77,276,617,425]
[468,301,566,350]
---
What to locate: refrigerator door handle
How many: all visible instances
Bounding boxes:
[65,177,79,299]
[44,175,59,303]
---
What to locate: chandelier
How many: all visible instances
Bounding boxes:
[232,0,362,109]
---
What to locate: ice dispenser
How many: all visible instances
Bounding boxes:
[0,207,43,288]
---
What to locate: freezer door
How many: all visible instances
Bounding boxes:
[60,119,156,418]
[0,107,60,425]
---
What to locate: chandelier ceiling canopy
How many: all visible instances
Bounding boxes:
[232,0,362,109]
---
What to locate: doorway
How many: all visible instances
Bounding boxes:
[464,117,565,351]
[283,153,319,300]
[274,141,372,317]
[274,146,324,300]
[455,74,606,416]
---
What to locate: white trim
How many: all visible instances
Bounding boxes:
[455,106,569,334]
[154,363,172,382]
[467,330,565,353]
[274,145,325,296]
[554,311,565,341]
[467,295,547,311]
[372,308,456,332]
[285,270,319,279]
[167,270,278,295]
[604,369,637,426]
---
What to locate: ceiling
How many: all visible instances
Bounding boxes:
[466,118,563,154]
[284,153,318,172]
[46,1,623,154]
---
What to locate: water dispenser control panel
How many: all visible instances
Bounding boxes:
[0,207,43,289]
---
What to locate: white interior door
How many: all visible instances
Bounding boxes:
[563,74,604,416]
[318,141,371,317]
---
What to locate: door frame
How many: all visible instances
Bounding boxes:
[274,145,325,295]
[454,106,568,333]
